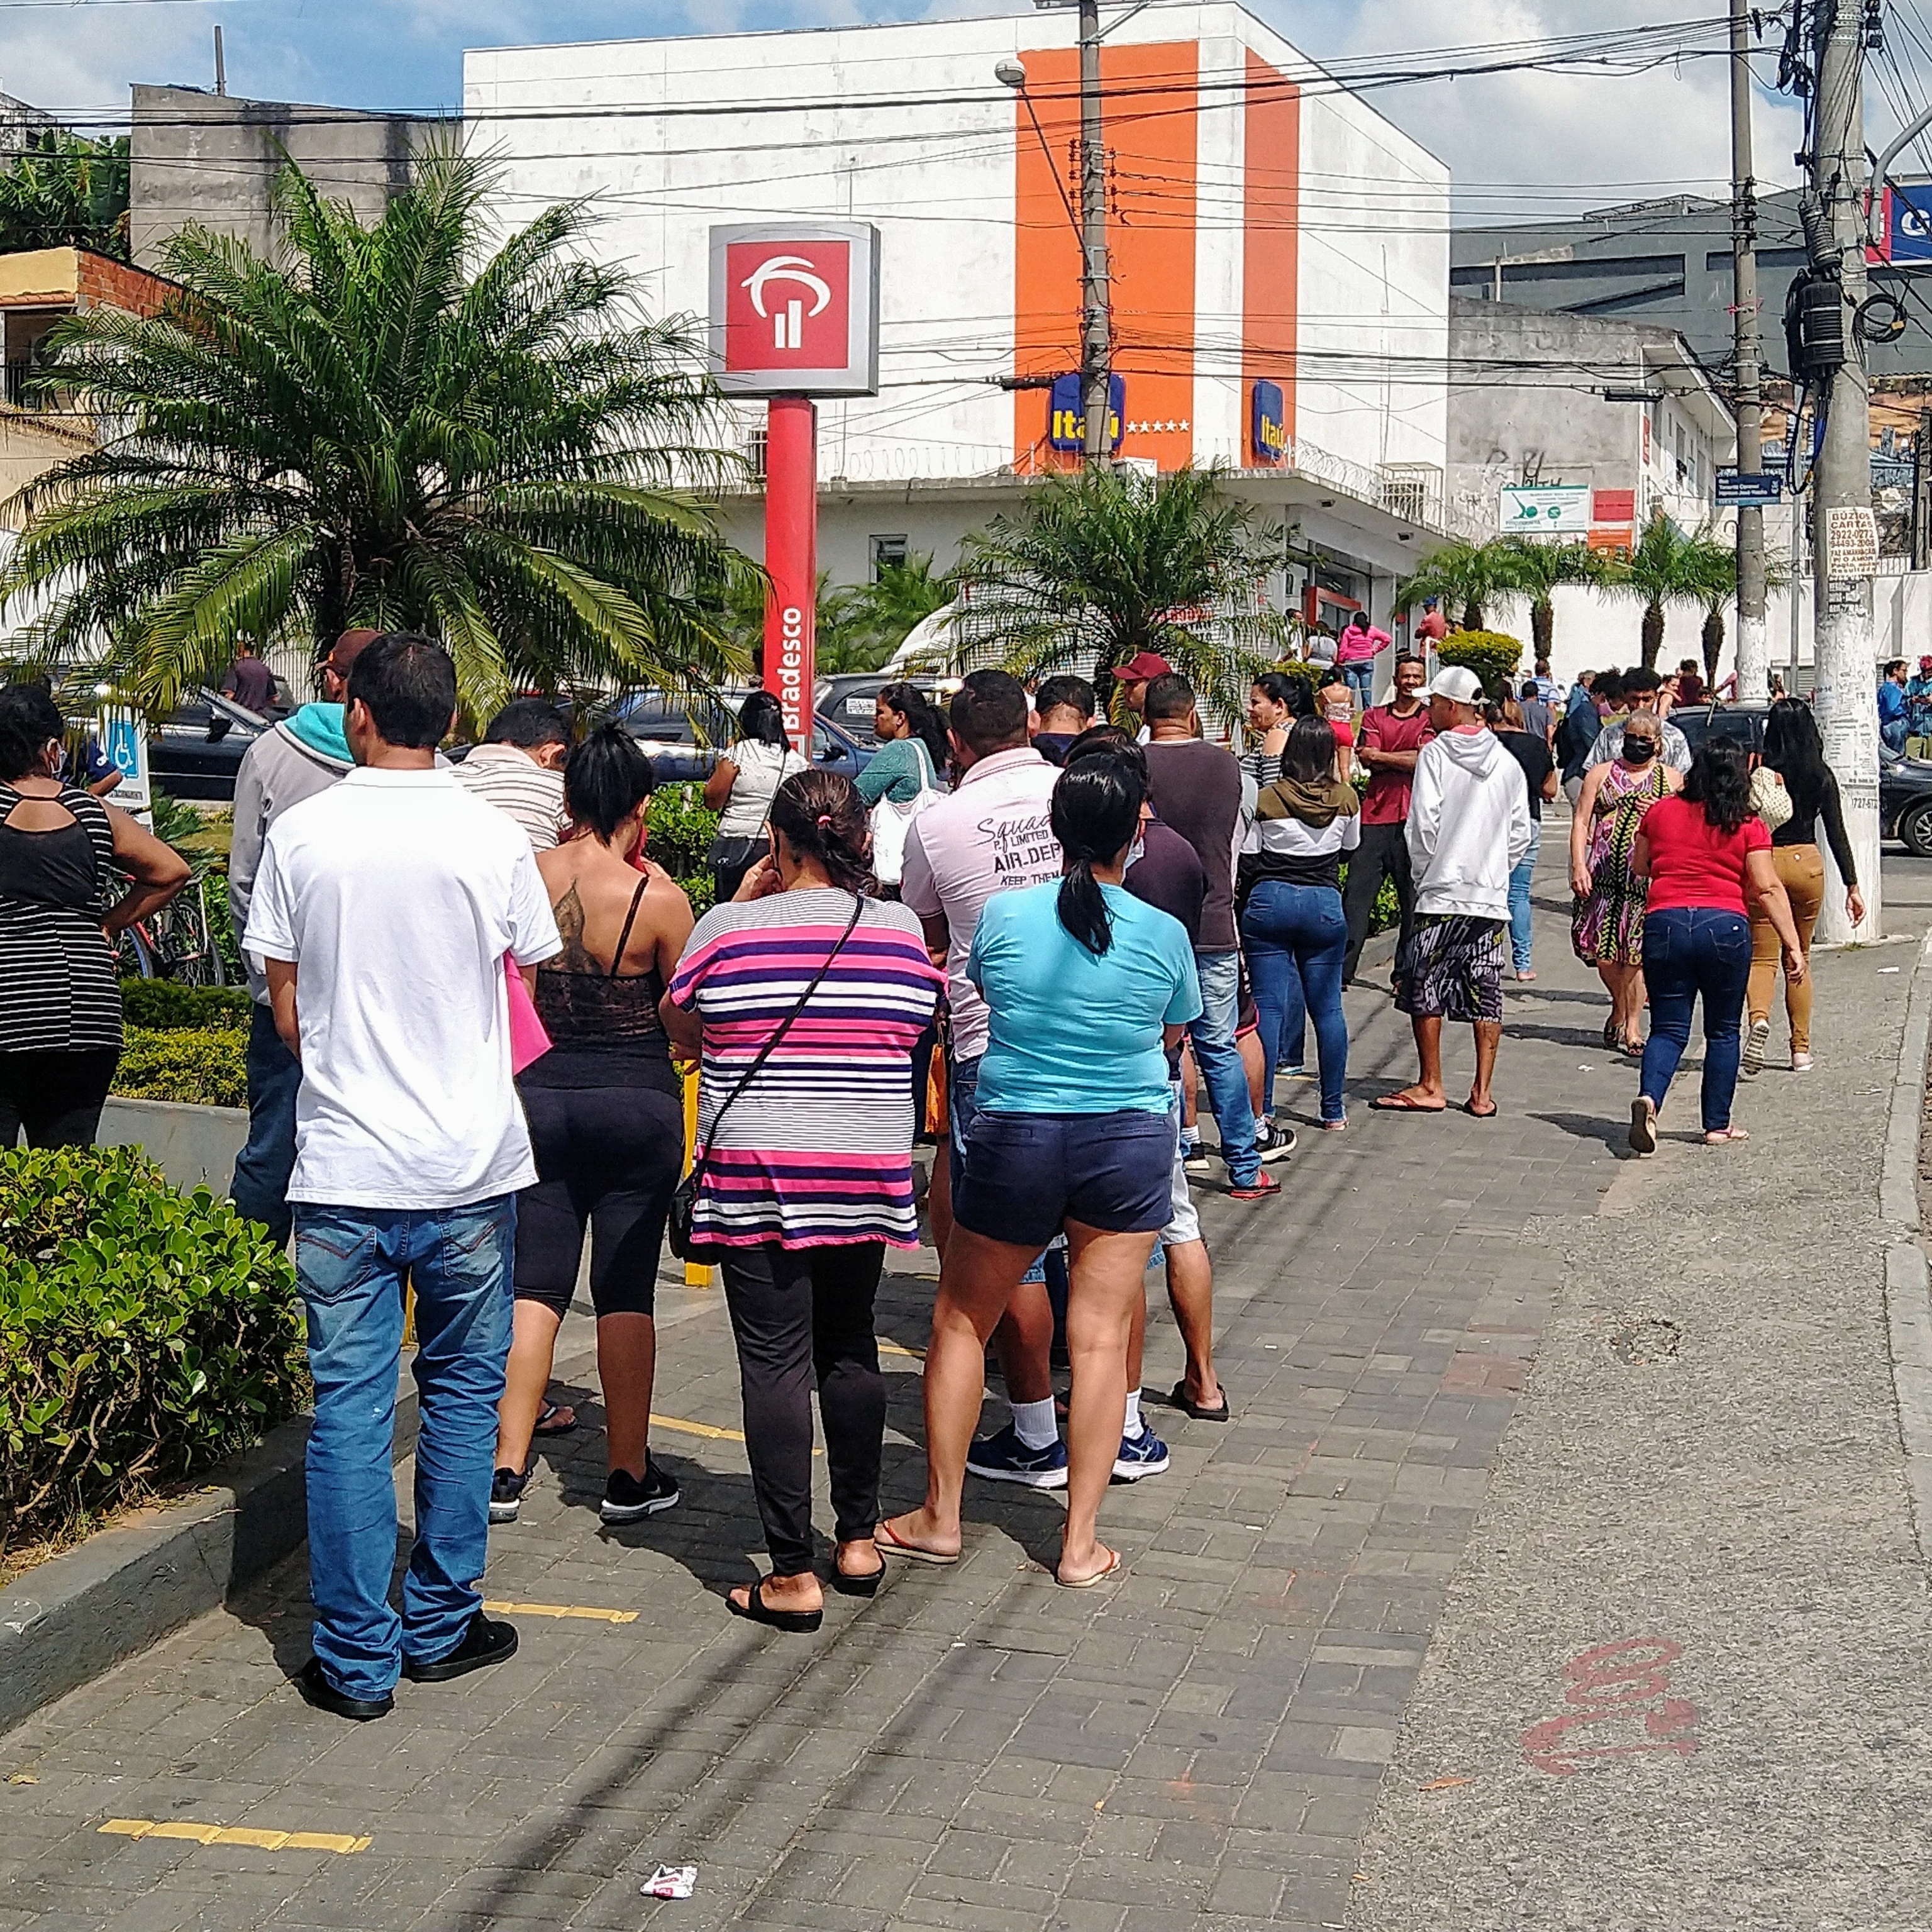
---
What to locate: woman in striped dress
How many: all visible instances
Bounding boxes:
[0,685,189,1148]
[662,769,943,1632]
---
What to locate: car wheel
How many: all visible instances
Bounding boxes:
[1902,802,1932,858]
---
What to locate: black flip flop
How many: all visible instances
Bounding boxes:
[726,1577,823,1633]
[1167,1380,1231,1422]
[531,1402,577,1438]
[1461,1101,1499,1119]
[830,1563,885,1599]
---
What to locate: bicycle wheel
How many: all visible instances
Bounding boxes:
[115,926,158,979]
[147,887,223,987]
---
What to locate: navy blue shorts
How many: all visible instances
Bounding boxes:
[952,1108,1176,1252]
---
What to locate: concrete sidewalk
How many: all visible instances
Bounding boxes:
[1,844,1926,1932]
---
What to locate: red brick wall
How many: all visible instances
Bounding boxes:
[75,252,177,318]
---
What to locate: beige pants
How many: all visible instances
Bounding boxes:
[1746,843,1824,1053]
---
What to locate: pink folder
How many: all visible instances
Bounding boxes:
[505,956,552,1075]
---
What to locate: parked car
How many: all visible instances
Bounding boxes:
[612,690,875,784]
[147,689,272,801]
[1672,701,1932,856]
[816,672,961,748]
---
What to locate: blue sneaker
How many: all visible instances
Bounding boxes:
[965,1423,1069,1489]
[1112,1424,1171,1482]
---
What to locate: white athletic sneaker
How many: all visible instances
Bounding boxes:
[1790,1051,1814,1073]
[1741,1017,1771,1077]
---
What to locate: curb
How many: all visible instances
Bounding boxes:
[0,1374,433,1740]
[0,1416,309,1738]
[1882,926,1932,1565]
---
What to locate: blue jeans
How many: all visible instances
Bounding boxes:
[295,1197,517,1700]
[1638,909,1752,1134]
[231,1003,301,1244]
[1191,952,1259,1186]
[1507,822,1542,973]
[1341,662,1375,709]
[1242,882,1349,1124]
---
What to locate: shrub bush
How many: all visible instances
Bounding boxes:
[119,980,250,1031]
[113,1028,248,1109]
[0,1146,308,1558]
[646,783,718,880]
[1436,630,1524,697]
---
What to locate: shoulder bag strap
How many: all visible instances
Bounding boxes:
[608,874,652,980]
[689,892,865,1174]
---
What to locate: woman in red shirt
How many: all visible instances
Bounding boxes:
[1627,738,1805,1153]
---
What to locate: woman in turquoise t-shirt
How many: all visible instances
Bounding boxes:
[879,749,1201,1589]
[857,682,948,806]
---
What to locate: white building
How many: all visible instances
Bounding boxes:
[464,3,1463,647]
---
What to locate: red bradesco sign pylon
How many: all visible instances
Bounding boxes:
[709,223,882,752]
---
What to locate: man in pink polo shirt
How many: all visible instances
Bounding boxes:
[901,670,1070,1487]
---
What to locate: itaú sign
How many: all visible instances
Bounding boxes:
[709,221,881,397]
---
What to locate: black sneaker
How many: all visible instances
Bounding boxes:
[601,1458,680,1523]
[489,1466,529,1523]
[1255,1121,1297,1163]
[402,1612,518,1684]
[295,1655,392,1722]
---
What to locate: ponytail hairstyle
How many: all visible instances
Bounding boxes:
[769,767,874,894]
[563,724,655,842]
[877,680,948,774]
[1048,748,1145,956]
[737,688,790,748]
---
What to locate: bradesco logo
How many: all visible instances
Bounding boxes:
[774,602,808,734]
[724,241,850,372]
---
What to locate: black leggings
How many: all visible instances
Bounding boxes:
[719,1241,886,1577]
[0,1047,118,1149]
[514,1080,683,1319]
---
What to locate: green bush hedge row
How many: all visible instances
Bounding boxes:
[0,1146,308,1558]
[119,980,251,1031]
[113,1029,249,1110]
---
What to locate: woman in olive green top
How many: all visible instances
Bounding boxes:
[858,684,948,806]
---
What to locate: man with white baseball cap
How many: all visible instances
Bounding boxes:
[1372,665,1531,1118]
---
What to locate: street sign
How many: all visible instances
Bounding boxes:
[708,221,880,397]
[97,704,150,812]
[1714,469,1784,507]
[1499,484,1590,533]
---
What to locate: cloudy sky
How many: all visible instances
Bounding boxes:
[11,0,1932,222]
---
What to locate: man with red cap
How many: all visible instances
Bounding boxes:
[1111,652,1173,738]
[228,629,385,1242]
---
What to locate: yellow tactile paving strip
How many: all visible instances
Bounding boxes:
[99,1819,370,1853]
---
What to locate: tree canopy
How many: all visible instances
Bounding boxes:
[0,130,130,259]
[0,142,754,724]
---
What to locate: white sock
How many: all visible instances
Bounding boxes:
[1123,1390,1143,1438]
[1011,1397,1058,1450]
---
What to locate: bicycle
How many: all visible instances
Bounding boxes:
[114,877,227,986]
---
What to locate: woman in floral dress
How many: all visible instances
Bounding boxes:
[1569,713,1680,1055]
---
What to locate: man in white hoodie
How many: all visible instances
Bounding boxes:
[1374,667,1532,1118]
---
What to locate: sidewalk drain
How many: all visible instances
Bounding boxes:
[1608,1318,1680,1365]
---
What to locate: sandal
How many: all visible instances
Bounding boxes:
[1055,1546,1122,1590]
[1167,1380,1231,1423]
[726,1577,823,1633]
[830,1553,886,1597]
[1461,1099,1498,1119]
[874,1518,958,1566]
[532,1402,577,1438]
[1629,1097,1658,1156]
[1603,1016,1619,1049]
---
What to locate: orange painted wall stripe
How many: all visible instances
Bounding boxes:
[1242,50,1301,458]
[1013,42,1199,473]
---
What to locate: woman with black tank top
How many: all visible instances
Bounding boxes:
[0,684,189,1148]
[1743,697,1865,1076]
[491,728,694,1526]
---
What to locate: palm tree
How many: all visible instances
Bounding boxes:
[0,130,129,258]
[0,142,753,724]
[1694,545,1785,686]
[1396,538,1519,632]
[948,465,1291,721]
[1498,537,1606,664]
[1608,513,1736,670]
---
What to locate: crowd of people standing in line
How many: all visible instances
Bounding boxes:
[0,617,1867,1718]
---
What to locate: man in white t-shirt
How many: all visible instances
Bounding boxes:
[901,670,1070,1487]
[244,635,561,1723]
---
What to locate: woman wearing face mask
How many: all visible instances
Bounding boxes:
[1569,711,1679,1057]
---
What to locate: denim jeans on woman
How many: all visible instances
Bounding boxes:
[1638,907,1752,1133]
[294,1196,516,1701]
[1341,662,1375,709]
[1506,822,1542,974]
[1190,952,1260,1187]
[1241,880,1350,1125]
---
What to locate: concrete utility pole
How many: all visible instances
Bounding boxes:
[1730,0,1770,701]
[1077,0,1113,465]
[1810,0,1881,943]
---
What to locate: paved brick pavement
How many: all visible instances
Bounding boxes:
[4,839,1908,1932]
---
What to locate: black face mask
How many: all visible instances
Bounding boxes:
[1624,738,1659,763]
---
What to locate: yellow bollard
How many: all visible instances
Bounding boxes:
[681,1064,716,1289]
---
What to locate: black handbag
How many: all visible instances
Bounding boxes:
[668,892,866,1261]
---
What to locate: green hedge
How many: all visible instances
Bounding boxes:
[113,1028,248,1109]
[119,980,250,1031]
[0,1146,308,1558]
[1436,630,1524,698]
[647,783,718,918]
